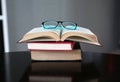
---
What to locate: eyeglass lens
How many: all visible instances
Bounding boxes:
[43,21,58,29]
[62,22,76,30]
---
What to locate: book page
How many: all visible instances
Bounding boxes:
[19,27,62,42]
[61,26,100,45]
[27,27,61,36]
[66,36,100,45]
[62,26,95,35]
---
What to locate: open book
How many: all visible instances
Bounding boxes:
[18,27,100,45]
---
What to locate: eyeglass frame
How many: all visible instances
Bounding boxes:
[42,20,77,30]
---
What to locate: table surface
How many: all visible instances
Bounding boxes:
[0,51,120,82]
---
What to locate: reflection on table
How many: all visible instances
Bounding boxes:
[0,51,120,82]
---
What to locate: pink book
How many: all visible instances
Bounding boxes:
[27,41,75,51]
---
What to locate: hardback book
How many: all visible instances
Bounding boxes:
[29,61,81,82]
[30,49,82,61]
[27,41,74,50]
[18,26,100,46]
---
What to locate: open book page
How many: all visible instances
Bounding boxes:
[62,26,95,36]
[66,36,100,45]
[61,27,100,45]
[27,27,60,35]
[19,27,61,42]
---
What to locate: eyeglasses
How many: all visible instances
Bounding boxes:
[42,20,77,30]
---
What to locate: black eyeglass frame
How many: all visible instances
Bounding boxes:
[42,20,77,30]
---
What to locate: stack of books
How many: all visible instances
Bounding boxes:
[27,41,82,61]
[18,26,100,61]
